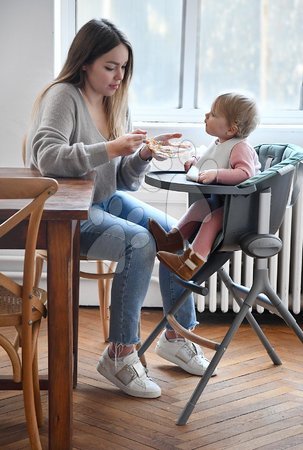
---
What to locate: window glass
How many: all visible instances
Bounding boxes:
[77,0,183,110]
[76,0,303,121]
[197,0,303,113]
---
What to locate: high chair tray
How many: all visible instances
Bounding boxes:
[145,171,257,195]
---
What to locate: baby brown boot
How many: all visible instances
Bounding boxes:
[157,247,205,281]
[149,219,184,252]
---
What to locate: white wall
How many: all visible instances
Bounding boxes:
[0,0,54,167]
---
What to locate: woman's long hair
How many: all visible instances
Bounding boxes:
[33,18,133,139]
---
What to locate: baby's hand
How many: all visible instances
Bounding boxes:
[198,169,218,184]
[184,157,197,173]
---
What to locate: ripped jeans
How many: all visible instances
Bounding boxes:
[80,191,197,345]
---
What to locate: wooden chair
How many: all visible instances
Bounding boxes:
[0,176,58,449]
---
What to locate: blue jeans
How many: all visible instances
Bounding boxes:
[80,191,197,345]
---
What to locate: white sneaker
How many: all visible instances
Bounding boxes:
[96,348,161,398]
[155,331,217,377]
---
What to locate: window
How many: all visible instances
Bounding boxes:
[72,0,303,123]
[76,0,183,117]
[197,0,303,118]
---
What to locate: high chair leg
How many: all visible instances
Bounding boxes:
[138,288,190,360]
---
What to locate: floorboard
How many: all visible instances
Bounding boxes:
[0,307,302,449]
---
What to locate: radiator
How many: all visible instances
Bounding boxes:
[196,189,303,315]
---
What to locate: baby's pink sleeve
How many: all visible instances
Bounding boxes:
[216,142,260,185]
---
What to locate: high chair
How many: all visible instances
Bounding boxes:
[139,143,303,425]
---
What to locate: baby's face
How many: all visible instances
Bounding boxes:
[204,108,231,141]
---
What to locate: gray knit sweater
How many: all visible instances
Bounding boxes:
[26,83,150,202]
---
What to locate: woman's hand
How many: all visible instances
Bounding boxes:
[146,132,189,161]
[106,131,147,159]
[137,132,186,162]
[197,169,218,184]
[153,133,184,161]
[153,132,182,145]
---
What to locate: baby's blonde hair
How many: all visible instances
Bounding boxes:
[212,92,259,138]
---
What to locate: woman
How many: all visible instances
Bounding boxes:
[26,18,212,399]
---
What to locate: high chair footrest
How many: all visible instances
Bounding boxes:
[166,314,220,350]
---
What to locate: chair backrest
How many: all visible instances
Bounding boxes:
[216,144,303,252]
[0,177,58,319]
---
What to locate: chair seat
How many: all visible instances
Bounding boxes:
[0,286,47,326]
[0,286,22,326]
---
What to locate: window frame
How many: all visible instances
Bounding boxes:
[56,0,303,125]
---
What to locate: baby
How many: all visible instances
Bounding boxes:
[149,92,260,280]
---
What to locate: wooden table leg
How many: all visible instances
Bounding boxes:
[72,221,80,388]
[47,220,73,450]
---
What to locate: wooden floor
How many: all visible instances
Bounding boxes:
[1,307,303,449]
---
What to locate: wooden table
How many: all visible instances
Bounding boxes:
[0,167,95,449]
